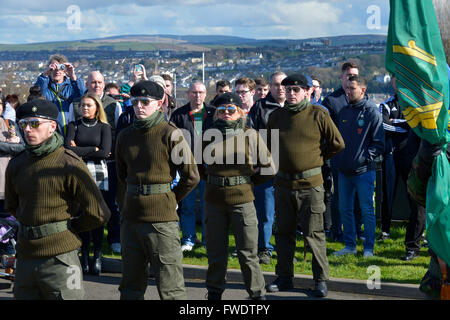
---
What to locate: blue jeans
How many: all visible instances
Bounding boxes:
[180,180,205,246]
[254,179,275,253]
[338,171,376,251]
[331,159,364,241]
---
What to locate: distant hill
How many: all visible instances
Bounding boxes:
[0,34,387,52]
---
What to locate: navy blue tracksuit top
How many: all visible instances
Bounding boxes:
[336,97,385,177]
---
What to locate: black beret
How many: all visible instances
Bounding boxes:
[16,99,59,121]
[281,74,310,88]
[130,80,164,100]
[213,92,242,108]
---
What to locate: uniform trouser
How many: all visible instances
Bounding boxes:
[14,250,84,300]
[273,185,329,282]
[119,220,186,300]
[205,201,266,298]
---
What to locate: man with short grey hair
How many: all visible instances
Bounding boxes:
[170,81,215,252]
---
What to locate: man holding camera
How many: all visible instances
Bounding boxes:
[34,54,86,137]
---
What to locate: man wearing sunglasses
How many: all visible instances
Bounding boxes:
[266,74,345,298]
[4,99,110,299]
[116,81,200,300]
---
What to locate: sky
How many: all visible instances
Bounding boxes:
[0,0,390,44]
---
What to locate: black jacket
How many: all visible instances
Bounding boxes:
[248,92,282,130]
[169,102,215,156]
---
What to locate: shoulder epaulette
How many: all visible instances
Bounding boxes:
[63,148,82,161]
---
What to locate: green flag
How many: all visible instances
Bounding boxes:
[386,0,450,266]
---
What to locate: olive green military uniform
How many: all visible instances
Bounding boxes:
[200,126,275,299]
[267,102,345,282]
[5,145,111,300]
[115,116,199,300]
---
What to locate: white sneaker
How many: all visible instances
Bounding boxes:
[111,243,121,254]
[363,250,374,258]
[181,244,193,252]
[333,247,357,256]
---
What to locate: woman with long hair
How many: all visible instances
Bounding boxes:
[64,93,112,275]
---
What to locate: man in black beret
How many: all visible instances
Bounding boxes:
[5,99,110,299]
[116,80,200,300]
[265,73,345,297]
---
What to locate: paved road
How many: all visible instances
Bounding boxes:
[0,272,411,301]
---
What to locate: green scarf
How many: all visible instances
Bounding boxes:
[213,117,246,135]
[133,111,165,131]
[25,132,64,157]
[285,98,310,113]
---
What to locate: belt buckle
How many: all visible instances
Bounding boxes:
[137,185,144,195]
[223,177,230,187]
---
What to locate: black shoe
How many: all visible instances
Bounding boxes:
[91,251,102,275]
[207,291,222,300]
[401,250,419,261]
[80,251,89,275]
[311,281,328,298]
[266,276,293,292]
[258,250,271,265]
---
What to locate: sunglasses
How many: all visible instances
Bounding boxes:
[217,105,237,115]
[131,97,153,106]
[18,119,53,129]
[285,86,303,93]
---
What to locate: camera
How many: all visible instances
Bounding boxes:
[57,64,66,70]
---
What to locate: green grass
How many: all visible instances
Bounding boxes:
[102,221,429,285]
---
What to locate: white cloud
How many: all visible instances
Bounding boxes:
[0,0,389,43]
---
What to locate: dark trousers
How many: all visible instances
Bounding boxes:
[322,161,333,231]
[79,226,104,253]
[381,138,397,234]
[79,190,107,253]
[104,161,120,244]
[405,205,426,252]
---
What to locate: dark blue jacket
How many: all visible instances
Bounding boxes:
[336,97,385,176]
[34,74,86,136]
[322,86,348,125]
